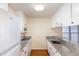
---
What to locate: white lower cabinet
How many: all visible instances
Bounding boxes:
[47,41,61,56]
[21,40,31,56]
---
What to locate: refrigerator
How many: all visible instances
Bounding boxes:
[0,9,20,56]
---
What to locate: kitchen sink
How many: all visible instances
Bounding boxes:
[51,41,61,44]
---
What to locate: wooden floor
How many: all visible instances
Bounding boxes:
[31,50,49,56]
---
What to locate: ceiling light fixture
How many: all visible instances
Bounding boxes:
[34,4,45,11]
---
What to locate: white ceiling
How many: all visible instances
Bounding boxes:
[9,3,63,18]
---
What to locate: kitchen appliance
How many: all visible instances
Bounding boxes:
[51,41,61,44]
[0,9,20,56]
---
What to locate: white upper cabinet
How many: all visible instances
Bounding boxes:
[51,3,79,28]
[59,4,71,26]
[51,4,72,28]
[72,3,79,25]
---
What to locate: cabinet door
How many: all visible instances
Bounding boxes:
[48,47,53,56]
[72,3,79,25]
[26,40,31,56]
[61,4,71,26]
[47,41,61,56]
[47,41,53,56]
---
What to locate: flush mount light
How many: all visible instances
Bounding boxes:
[34,4,45,11]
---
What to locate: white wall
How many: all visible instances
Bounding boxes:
[27,18,52,49]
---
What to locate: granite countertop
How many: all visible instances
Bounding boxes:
[21,39,30,51]
[21,41,28,51]
[47,37,79,56]
[21,36,32,41]
[21,36,31,50]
